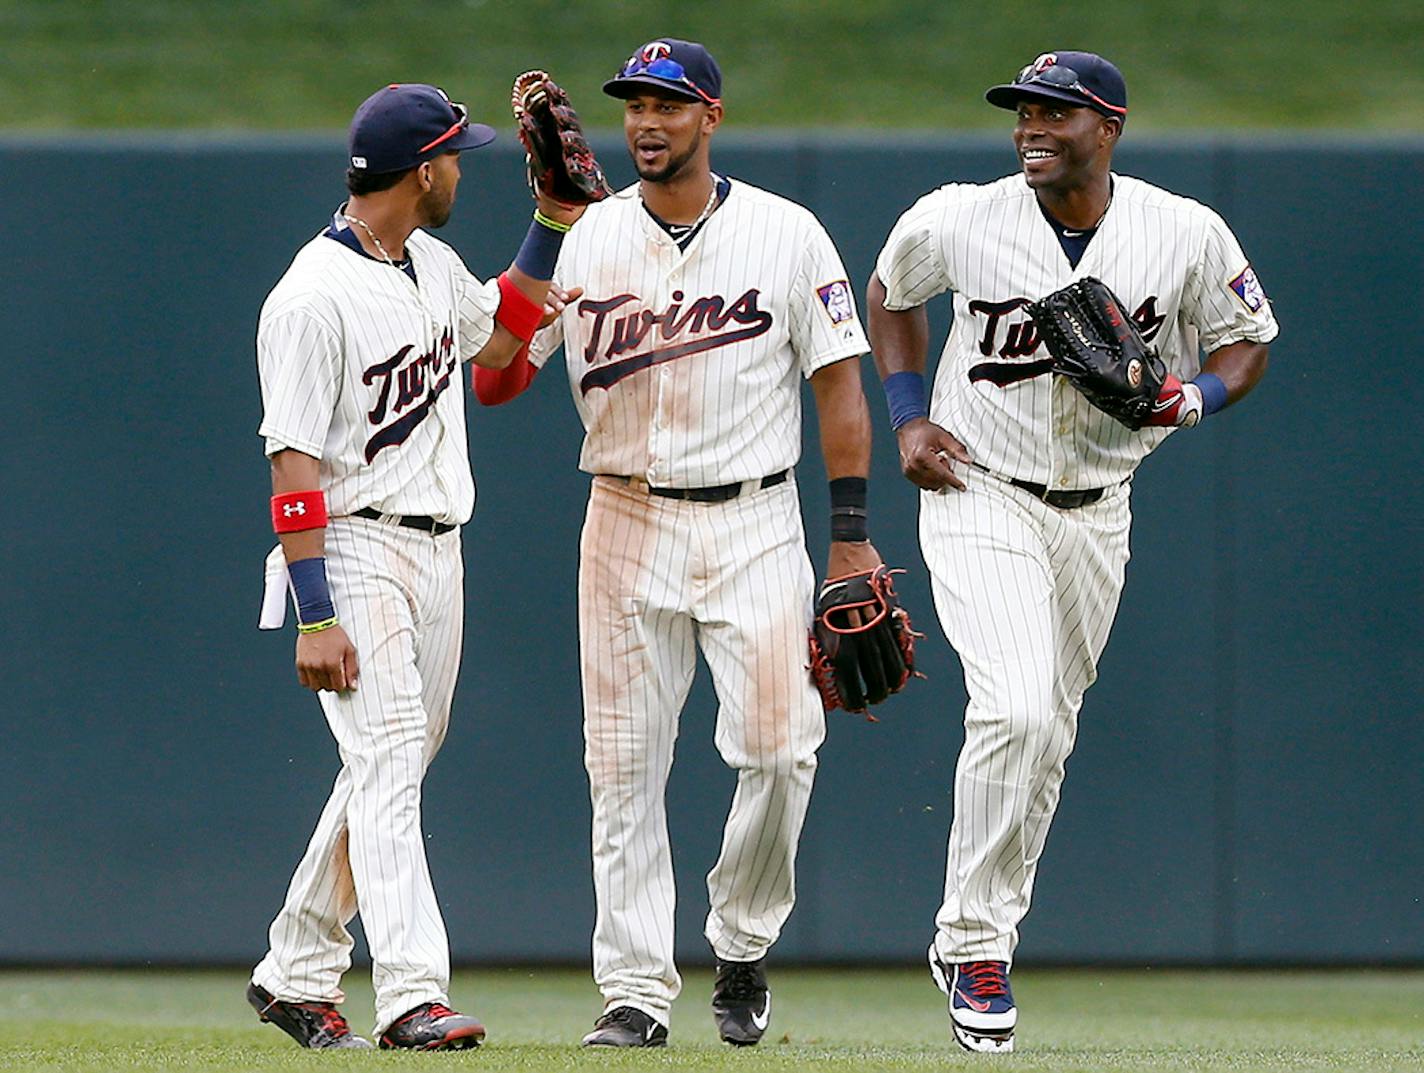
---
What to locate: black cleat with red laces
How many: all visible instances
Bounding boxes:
[927,946,1017,1054]
[246,981,373,1049]
[379,1001,486,1050]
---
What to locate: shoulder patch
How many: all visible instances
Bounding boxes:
[816,279,855,325]
[1228,265,1266,312]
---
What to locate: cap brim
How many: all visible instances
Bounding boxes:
[602,74,704,102]
[985,84,1114,116]
[446,123,497,151]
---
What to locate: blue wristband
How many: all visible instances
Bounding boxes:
[288,557,335,626]
[1195,372,1229,415]
[512,217,565,281]
[883,371,929,430]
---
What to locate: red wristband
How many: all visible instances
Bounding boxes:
[271,490,328,533]
[495,272,543,343]
[472,342,537,406]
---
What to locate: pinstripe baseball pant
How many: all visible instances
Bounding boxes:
[252,516,463,1034]
[578,475,825,1023]
[920,471,1131,964]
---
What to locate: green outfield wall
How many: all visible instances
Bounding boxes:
[2,134,1419,965]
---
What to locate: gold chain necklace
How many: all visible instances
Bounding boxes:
[341,211,407,269]
[648,176,720,234]
[685,179,720,230]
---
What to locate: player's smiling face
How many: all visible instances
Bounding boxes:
[1012,99,1118,191]
[623,91,720,183]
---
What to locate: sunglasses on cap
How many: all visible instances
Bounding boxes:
[419,101,470,154]
[617,55,720,105]
[1013,63,1126,116]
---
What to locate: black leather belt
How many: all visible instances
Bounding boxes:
[1007,478,1105,510]
[352,506,458,534]
[610,470,788,503]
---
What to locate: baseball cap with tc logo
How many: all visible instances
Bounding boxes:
[603,39,723,105]
[348,84,497,174]
[985,51,1128,119]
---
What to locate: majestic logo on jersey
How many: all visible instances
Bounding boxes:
[966,293,1165,387]
[361,326,457,461]
[1228,265,1266,312]
[817,280,855,325]
[576,288,774,394]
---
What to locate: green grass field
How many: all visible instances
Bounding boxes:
[2,0,1423,131]
[1,967,1420,1072]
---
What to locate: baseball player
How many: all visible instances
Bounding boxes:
[249,83,583,1049]
[866,51,1278,1053]
[476,38,883,1048]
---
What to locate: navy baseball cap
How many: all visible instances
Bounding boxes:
[603,38,722,105]
[985,51,1127,119]
[348,83,496,174]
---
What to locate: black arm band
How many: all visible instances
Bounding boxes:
[829,477,869,542]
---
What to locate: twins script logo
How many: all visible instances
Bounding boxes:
[577,288,774,394]
[966,294,1165,387]
[362,326,457,461]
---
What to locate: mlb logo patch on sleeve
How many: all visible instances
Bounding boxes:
[817,280,855,325]
[1228,265,1266,312]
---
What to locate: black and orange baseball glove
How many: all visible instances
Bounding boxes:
[511,70,613,206]
[809,566,920,720]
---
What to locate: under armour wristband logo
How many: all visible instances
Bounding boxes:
[272,490,328,533]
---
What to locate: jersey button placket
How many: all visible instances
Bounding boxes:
[646,375,666,484]
[1048,377,1074,488]
[651,381,674,485]
[649,266,676,484]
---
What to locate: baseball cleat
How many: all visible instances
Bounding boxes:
[581,1005,668,1047]
[951,1021,1016,1054]
[378,1001,485,1050]
[245,981,373,1049]
[711,956,771,1046]
[928,945,1017,1053]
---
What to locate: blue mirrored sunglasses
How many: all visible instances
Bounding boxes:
[617,56,718,104]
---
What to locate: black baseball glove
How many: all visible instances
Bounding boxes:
[1025,276,1167,430]
[511,70,614,206]
[809,566,920,719]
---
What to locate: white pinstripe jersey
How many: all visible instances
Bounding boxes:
[530,179,869,486]
[876,173,1280,489]
[257,222,500,524]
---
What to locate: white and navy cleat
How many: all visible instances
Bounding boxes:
[928,944,1017,1054]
